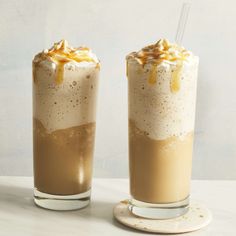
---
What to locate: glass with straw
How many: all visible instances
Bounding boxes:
[126,2,199,219]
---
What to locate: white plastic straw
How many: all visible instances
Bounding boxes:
[175,2,191,45]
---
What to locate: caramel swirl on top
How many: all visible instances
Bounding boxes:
[45,40,97,65]
[127,39,190,65]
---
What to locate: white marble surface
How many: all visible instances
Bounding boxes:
[0,177,235,236]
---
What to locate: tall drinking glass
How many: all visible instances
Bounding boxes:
[33,40,100,210]
[127,39,198,219]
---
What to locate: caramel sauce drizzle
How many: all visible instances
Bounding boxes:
[55,61,65,85]
[148,64,158,84]
[171,61,183,93]
[46,40,98,85]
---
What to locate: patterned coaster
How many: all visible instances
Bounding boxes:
[113,200,212,234]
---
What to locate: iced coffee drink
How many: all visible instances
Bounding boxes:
[33,40,100,210]
[127,39,198,219]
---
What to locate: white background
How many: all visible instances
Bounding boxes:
[0,0,235,179]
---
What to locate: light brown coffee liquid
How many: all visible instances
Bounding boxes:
[129,120,193,204]
[33,119,95,195]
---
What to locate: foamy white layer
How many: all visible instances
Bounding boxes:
[33,59,99,132]
[128,57,199,140]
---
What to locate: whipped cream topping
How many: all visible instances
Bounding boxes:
[127,39,192,65]
[35,39,99,65]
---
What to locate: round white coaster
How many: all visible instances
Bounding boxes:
[113,200,212,234]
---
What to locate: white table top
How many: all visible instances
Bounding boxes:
[0,177,235,236]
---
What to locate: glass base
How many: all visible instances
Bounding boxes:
[129,196,189,219]
[34,188,91,211]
